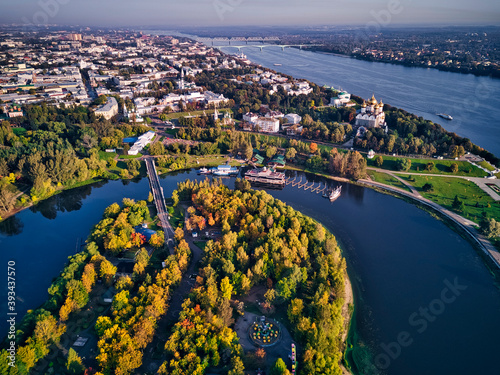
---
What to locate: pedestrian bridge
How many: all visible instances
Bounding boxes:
[145,158,175,248]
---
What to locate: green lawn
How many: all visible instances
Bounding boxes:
[396,174,500,224]
[368,155,487,177]
[119,153,143,159]
[478,160,496,171]
[12,127,27,136]
[367,170,412,193]
[165,109,233,120]
[98,151,117,161]
[167,205,184,229]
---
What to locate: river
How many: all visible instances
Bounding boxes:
[215,44,500,157]
[143,29,500,156]
[1,171,500,374]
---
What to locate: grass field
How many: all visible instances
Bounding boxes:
[119,153,143,159]
[478,160,496,171]
[12,127,27,136]
[367,170,412,193]
[396,174,500,223]
[167,205,184,229]
[368,155,487,177]
[98,151,117,160]
[164,109,233,120]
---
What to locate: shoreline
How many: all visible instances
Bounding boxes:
[284,163,500,272]
[307,48,500,79]
[341,269,355,375]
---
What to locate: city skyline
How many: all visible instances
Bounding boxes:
[1,0,500,27]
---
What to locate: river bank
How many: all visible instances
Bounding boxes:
[308,48,500,79]
[282,162,500,272]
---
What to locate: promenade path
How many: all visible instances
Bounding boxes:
[368,167,500,201]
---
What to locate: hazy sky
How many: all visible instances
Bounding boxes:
[2,0,500,27]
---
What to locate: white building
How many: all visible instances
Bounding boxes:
[265,110,284,119]
[243,112,258,124]
[128,131,155,155]
[284,113,302,124]
[355,95,386,129]
[255,117,280,133]
[330,91,352,108]
[94,97,118,120]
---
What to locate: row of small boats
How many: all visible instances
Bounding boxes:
[199,165,342,201]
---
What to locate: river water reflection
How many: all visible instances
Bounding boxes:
[1,171,499,374]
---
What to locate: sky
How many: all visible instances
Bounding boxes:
[1,0,499,27]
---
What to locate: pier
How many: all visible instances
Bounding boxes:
[285,177,328,195]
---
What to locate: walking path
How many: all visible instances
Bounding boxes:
[368,167,500,201]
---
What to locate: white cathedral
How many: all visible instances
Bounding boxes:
[355,94,386,128]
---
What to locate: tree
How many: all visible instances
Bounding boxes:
[149,231,165,249]
[309,142,318,154]
[481,218,500,239]
[285,147,296,160]
[220,277,233,300]
[270,358,288,375]
[375,155,383,167]
[452,195,464,211]
[266,146,277,159]
[450,162,459,174]
[426,162,435,171]
[397,158,411,171]
[422,183,433,192]
[67,348,85,374]
[235,178,251,192]
[244,143,253,161]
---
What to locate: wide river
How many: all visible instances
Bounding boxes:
[213,42,500,157]
[1,170,500,374]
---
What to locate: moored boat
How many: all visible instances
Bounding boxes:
[244,167,285,186]
[324,186,342,201]
[210,165,239,176]
[198,167,210,175]
[437,113,453,120]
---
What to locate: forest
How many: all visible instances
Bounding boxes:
[161,179,349,375]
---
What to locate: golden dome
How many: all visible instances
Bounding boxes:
[361,100,367,108]
[377,100,383,108]
[369,94,377,105]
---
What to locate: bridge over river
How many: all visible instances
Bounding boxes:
[145,157,175,249]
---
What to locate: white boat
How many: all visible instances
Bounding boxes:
[198,167,210,175]
[324,186,341,201]
[210,165,239,176]
[274,63,282,66]
[437,113,453,120]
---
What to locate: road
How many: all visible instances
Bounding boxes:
[145,157,175,249]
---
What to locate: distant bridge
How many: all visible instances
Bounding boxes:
[197,36,281,45]
[213,44,323,52]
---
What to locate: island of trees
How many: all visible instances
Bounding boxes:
[1,179,351,375]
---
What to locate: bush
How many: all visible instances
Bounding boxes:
[422,183,433,192]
